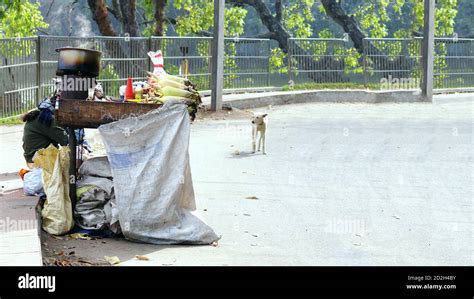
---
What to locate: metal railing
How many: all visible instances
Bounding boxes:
[288,37,361,84]
[0,35,272,117]
[288,37,474,91]
[363,38,422,89]
[1,35,474,117]
[0,37,39,117]
[434,38,474,90]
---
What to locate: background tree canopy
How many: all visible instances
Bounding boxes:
[1,0,471,40]
[0,0,471,74]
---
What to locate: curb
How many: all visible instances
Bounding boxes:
[202,89,429,110]
[0,172,19,180]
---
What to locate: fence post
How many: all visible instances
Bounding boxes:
[421,0,435,101]
[147,37,152,72]
[363,38,368,88]
[36,36,41,103]
[288,38,292,84]
[267,40,271,87]
[211,0,224,111]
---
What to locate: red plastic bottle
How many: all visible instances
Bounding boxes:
[125,78,135,100]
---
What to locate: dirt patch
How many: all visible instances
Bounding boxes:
[41,231,110,266]
[195,105,253,121]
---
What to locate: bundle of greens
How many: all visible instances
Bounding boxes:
[145,72,201,121]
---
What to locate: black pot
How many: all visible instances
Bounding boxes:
[56,47,102,77]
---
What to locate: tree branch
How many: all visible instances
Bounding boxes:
[153,0,167,36]
[195,30,213,37]
[119,0,139,36]
[250,31,276,39]
[275,0,282,22]
[227,0,290,52]
[87,0,117,36]
[107,3,123,22]
[320,0,366,53]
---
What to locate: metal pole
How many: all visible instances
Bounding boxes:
[36,36,41,103]
[363,39,368,88]
[421,0,435,101]
[211,0,224,111]
[147,37,152,72]
[267,40,271,87]
[68,129,77,214]
[288,39,292,84]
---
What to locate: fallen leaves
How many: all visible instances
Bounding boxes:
[104,256,120,265]
[68,233,93,240]
[43,255,106,267]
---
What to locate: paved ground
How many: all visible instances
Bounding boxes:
[36,94,474,266]
[0,190,42,266]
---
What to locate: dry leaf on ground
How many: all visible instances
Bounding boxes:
[135,255,150,261]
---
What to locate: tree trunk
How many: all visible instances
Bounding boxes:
[119,0,139,36]
[320,0,365,53]
[275,0,282,22]
[321,0,416,79]
[229,0,342,82]
[154,0,167,36]
[108,0,124,22]
[87,0,117,36]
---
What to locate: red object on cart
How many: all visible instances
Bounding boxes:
[125,78,135,100]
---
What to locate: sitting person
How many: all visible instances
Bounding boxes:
[22,97,68,168]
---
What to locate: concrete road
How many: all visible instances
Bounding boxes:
[42,94,473,266]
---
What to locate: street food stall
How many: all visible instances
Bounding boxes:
[53,47,200,208]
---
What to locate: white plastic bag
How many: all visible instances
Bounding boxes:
[148,50,166,76]
[98,101,219,244]
[23,168,44,196]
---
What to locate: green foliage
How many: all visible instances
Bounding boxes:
[343,48,363,74]
[318,29,334,39]
[173,0,246,37]
[435,0,458,36]
[354,1,389,38]
[98,64,121,96]
[224,41,238,86]
[0,114,22,126]
[269,47,287,74]
[140,0,155,36]
[283,1,315,38]
[0,0,48,37]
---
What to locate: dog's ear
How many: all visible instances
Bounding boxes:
[262,114,268,118]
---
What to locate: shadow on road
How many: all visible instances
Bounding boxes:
[229,151,266,159]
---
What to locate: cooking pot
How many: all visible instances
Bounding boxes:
[56,47,102,77]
